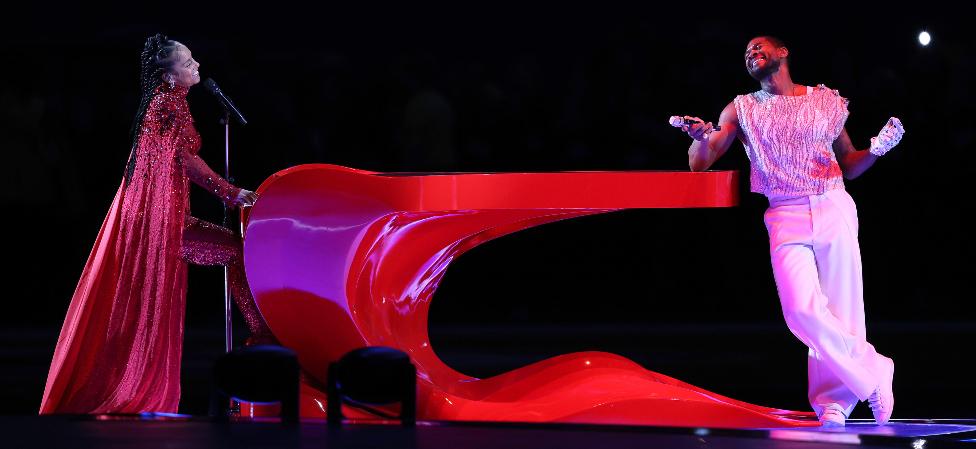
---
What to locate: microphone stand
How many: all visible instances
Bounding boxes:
[221,109,233,355]
[208,77,246,416]
[220,110,240,416]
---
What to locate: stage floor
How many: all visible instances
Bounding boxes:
[6,415,975,449]
[7,324,975,447]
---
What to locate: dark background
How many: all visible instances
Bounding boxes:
[2,3,972,420]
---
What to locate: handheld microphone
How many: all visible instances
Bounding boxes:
[204,78,247,126]
[669,116,721,131]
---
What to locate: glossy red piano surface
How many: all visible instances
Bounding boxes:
[242,164,817,427]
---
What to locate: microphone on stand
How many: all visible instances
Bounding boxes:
[204,78,247,126]
[203,77,247,359]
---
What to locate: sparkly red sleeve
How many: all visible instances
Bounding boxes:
[178,122,242,207]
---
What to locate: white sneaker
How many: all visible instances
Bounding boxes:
[818,403,846,427]
[868,357,895,425]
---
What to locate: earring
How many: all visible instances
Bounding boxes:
[167,77,175,88]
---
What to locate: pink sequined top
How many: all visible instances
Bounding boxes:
[734,85,849,199]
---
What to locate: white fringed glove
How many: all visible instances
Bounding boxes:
[869,117,905,156]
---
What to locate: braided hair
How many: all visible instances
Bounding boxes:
[123,34,182,185]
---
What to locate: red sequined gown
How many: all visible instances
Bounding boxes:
[39,83,272,414]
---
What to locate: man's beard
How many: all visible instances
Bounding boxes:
[748,58,782,80]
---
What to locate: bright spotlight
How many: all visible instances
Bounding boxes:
[918,31,931,46]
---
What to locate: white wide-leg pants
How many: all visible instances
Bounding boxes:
[763,188,886,417]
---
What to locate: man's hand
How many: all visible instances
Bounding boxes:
[680,116,715,142]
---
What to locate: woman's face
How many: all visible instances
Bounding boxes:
[164,44,201,87]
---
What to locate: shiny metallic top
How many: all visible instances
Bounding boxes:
[734,84,848,199]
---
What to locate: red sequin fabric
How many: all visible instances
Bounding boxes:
[40,83,271,414]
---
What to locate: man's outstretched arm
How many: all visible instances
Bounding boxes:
[687,101,740,171]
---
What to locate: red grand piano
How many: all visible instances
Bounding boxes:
[241,164,818,427]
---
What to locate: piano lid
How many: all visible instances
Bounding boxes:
[251,164,739,211]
